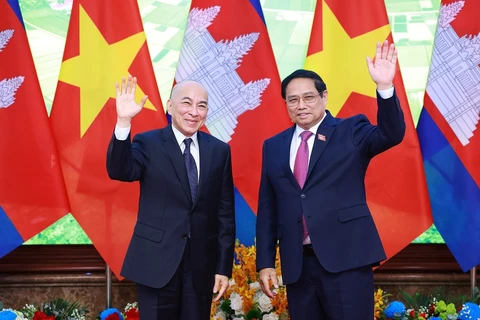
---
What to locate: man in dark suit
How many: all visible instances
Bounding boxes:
[256,40,406,319]
[107,77,235,320]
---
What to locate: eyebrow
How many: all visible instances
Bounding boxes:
[287,91,316,98]
[180,97,208,105]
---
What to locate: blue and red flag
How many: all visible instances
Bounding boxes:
[417,0,480,272]
[175,0,292,244]
[0,0,70,257]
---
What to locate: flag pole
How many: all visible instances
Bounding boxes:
[471,267,477,298]
[106,263,112,308]
[105,203,112,309]
[105,201,113,309]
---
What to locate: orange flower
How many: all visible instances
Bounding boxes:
[210,242,290,319]
[210,300,219,317]
[271,287,288,315]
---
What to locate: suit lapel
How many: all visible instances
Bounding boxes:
[280,125,301,191]
[161,125,192,203]
[306,111,337,178]
[194,131,213,208]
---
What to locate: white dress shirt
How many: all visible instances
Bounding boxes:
[114,124,200,182]
[289,87,394,244]
[289,113,325,172]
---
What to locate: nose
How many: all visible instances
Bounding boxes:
[297,98,308,109]
[189,105,199,116]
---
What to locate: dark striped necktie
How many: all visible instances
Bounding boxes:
[184,138,198,201]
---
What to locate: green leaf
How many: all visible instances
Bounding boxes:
[40,298,89,319]
[399,291,430,310]
[220,299,234,314]
[430,286,467,306]
[245,308,262,320]
[467,287,480,304]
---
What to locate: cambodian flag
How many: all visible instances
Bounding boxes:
[417,0,480,272]
[175,0,292,244]
[0,0,70,257]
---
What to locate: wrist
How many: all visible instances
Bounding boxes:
[116,117,132,128]
[377,83,393,91]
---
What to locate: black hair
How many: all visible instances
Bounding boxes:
[281,69,327,99]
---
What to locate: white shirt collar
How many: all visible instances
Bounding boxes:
[294,111,327,138]
[171,124,199,148]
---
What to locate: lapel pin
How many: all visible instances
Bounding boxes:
[318,134,326,141]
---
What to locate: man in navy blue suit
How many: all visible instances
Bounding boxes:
[256,40,406,319]
[107,77,235,320]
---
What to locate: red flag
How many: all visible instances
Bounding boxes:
[175,0,292,243]
[0,0,69,257]
[49,0,167,278]
[305,0,433,260]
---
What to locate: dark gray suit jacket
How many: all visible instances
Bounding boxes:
[107,124,235,294]
[256,91,405,285]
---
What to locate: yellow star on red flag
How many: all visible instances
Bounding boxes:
[304,0,390,116]
[59,5,157,137]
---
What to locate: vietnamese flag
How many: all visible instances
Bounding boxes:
[49,0,167,278]
[0,0,70,257]
[305,0,433,261]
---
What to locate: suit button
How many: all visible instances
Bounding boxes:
[300,194,306,199]
[297,218,301,223]
[182,234,188,239]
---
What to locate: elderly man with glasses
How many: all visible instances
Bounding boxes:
[256,40,406,320]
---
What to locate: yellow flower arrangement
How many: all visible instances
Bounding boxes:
[374,288,390,320]
[210,241,289,320]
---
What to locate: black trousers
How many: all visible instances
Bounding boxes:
[287,249,374,320]
[136,240,213,320]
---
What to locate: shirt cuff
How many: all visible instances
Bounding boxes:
[114,124,131,141]
[377,86,394,99]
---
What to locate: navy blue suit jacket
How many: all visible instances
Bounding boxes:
[106,124,235,294]
[256,91,405,285]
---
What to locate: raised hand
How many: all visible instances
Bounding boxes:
[115,75,147,127]
[366,40,398,90]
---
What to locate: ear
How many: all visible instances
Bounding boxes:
[166,99,172,115]
[322,90,328,104]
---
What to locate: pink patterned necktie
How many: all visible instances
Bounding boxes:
[293,131,313,242]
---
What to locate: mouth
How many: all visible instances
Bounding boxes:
[297,113,310,119]
[185,119,198,125]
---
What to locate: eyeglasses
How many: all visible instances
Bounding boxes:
[285,93,322,107]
